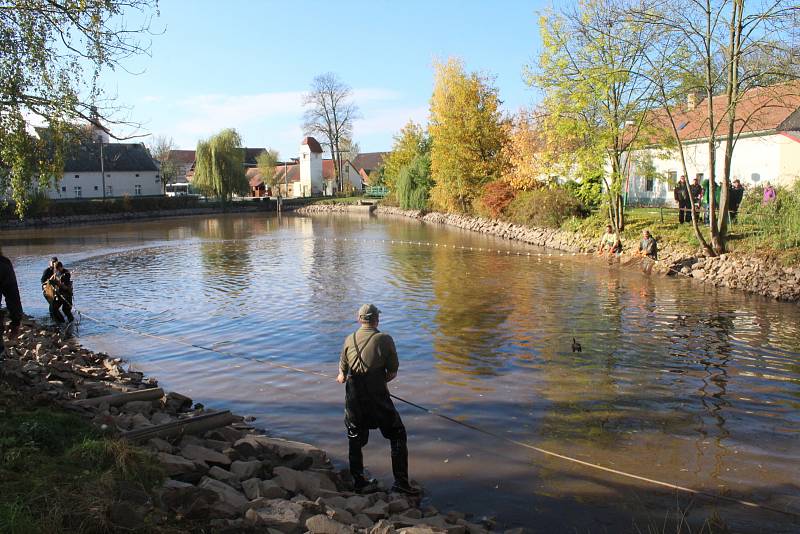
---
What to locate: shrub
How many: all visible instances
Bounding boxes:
[396,153,433,210]
[506,186,587,228]
[475,180,517,218]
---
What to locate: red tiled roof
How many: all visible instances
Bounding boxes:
[167,149,196,165]
[350,152,387,173]
[642,81,800,144]
[301,136,324,153]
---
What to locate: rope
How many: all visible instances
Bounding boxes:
[75,310,799,520]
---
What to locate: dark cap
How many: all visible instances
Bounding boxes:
[51,256,58,262]
[357,303,381,320]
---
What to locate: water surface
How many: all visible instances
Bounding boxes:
[5,213,800,532]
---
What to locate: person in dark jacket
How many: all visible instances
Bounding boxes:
[337,304,419,496]
[41,256,58,303]
[674,175,692,224]
[689,177,703,222]
[0,248,23,358]
[729,179,744,221]
[47,261,74,323]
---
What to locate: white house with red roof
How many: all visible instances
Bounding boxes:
[623,82,800,205]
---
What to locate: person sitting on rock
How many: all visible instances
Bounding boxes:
[48,261,74,324]
[336,304,420,496]
[597,225,622,255]
[637,230,658,260]
[0,246,23,358]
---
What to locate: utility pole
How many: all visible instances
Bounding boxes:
[100,140,106,199]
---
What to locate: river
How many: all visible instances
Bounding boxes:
[4,212,799,532]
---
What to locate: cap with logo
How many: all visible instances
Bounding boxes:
[357,303,381,320]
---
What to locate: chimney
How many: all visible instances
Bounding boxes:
[687,91,704,111]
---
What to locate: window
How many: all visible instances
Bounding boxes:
[645,177,654,192]
[106,173,111,177]
[155,176,160,183]
[61,186,66,192]
[135,173,140,177]
[696,173,704,181]
[667,171,677,183]
[106,185,113,196]
[94,185,99,191]
[74,174,80,178]
[74,186,82,198]
[134,184,142,195]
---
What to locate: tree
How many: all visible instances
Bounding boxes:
[501,108,550,191]
[0,0,158,216]
[429,58,508,213]
[193,129,248,201]
[383,121,430,193]
[396,153,433,210]
[148,136,179,193]
[256,148,280,190]
[634,0,800,254]
[302,73,359,192]
[530,0,658,234]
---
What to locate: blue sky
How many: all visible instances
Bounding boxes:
[102,0,547,157]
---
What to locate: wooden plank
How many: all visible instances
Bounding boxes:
[121,410,239,443]
[72,387,164,408]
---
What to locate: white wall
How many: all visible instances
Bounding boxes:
[342,161,365,192]
[48,170,162,199]
[626,132,800,205]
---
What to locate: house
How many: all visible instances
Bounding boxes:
[342,152,387,189]
[248,136,366,198]
[623,82,800,206]
[166,146,266,196]
[43,118,161,199]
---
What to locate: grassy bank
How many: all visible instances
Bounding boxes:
[563,207,800,265]
[0,383,164,533]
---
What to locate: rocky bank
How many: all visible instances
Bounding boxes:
[301,204,800,302]
[0,319,499,534]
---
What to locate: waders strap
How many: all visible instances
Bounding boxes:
[351,332,378,373]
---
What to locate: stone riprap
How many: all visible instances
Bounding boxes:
[364,206,800,303]
[0,319,497,533]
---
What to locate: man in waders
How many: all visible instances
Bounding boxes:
[0,247,23,359]
[336,304,420,496]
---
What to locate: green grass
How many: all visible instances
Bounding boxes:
[0,385,164,533]
[313,195,366,205]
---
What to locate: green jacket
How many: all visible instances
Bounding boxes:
[701,178,721,206]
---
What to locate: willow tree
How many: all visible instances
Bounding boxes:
[0,0,158,217]
[429,58,508,213]
[383,121,430,193]
[530,0,658,233]
[193,129,248,201]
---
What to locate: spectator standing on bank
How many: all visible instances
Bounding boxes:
[689,177,703,222]
[763,182,777,205]
[729,179,745,221]
[674,175,691,224]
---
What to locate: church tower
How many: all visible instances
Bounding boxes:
[298,136,323,197]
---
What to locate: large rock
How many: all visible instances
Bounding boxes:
[182,444,232,467]
[157,452,198,476]
[345,495,371,514]
[273,466,337,499]
[230,459,263,479]
[208,466,242,488]
[305,514,355,534]
[244,499,304,530]
[234,434,328,467]
[198,476,249,511]
[362,500,389,521]
[159,482,221,520]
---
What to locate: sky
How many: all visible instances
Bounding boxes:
[101,0,548,157]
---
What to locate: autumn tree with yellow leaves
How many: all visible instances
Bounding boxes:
[383,121,429,192]
[429,58,508,213]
